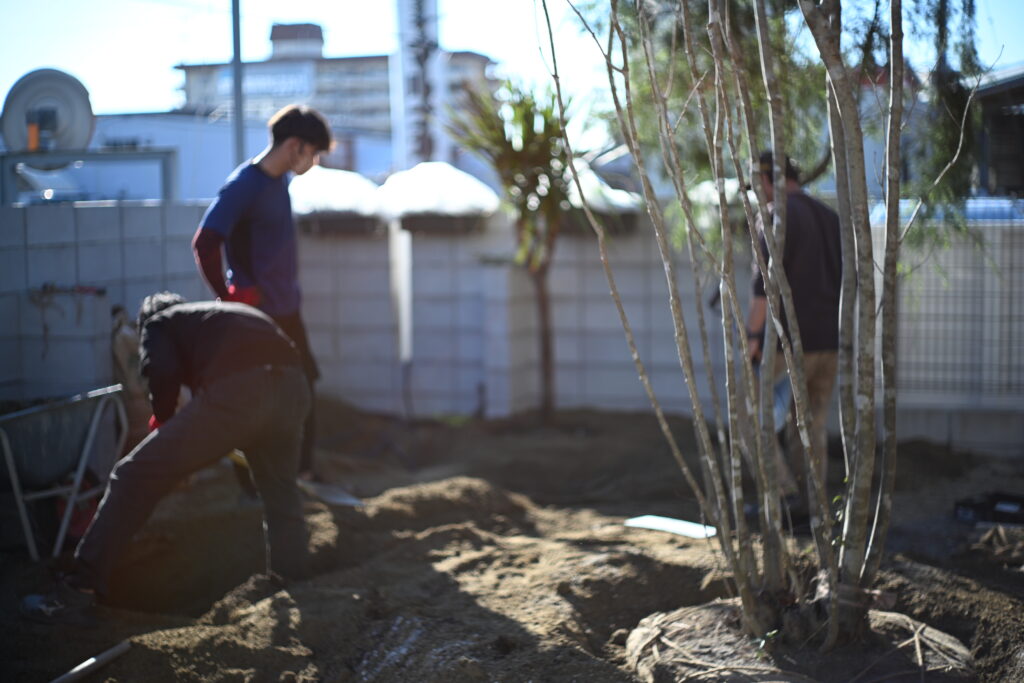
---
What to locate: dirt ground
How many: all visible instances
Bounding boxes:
[2,402,1022,682]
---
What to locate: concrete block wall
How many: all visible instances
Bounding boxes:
[410,234,474,416]
[480,262,538,418]
[4,200,1018,456]
[297,218,522,419]
[0,199,747,420]
[891,406,1024,458]
[548,224,749,418]
[8,201,208,314]
[14,290,112,400]
[367,213,740,420]
[551,232,656,413]
[409,219,516,417]
[299,233,402,415]
[0,201,209,401]
[0,206,27,400]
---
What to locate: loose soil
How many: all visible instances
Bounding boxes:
[2,403,1022,681]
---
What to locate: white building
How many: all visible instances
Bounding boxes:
[176,23,495,167]
[84,112,391,200]
[2,21,496,203]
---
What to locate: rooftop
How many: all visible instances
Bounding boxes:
[977,62,1024,97]
[174,50,493,71]
[270,23,324,42]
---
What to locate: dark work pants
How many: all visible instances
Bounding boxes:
[74,365,311,597]
[272,312,318,476]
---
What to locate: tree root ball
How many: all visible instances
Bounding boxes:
[626,598,974,683]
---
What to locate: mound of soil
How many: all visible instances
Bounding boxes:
[2,407,1022,681]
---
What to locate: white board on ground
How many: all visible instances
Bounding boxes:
[624,515,716,539]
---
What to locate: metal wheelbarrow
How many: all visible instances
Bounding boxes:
[0,385,127,561]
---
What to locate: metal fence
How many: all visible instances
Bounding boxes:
[890,212,1024,408]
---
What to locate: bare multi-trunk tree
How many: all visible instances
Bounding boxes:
[541,0,915,647]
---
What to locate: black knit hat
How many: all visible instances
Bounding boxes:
[138,291,186,328]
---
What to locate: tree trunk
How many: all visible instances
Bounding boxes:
[827,74,858,494]
[530,266,555,424]
[799,0,883,645]
[863,0,905,585]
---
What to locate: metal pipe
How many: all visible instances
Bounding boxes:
[51,640,131,683]
[231,0,245,166]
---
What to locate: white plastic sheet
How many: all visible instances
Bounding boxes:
[624,515,716,539]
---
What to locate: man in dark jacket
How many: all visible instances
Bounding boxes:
[21,293,311,623]
[746,152,842,514]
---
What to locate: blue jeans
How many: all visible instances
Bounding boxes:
[74,365,311,597]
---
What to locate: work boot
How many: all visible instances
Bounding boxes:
[20,575,97,626]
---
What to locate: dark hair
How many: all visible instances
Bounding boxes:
[138,292,186,328]
[268,105,333,151]
[759,151,800,182]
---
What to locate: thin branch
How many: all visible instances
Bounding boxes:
[899,74,982,242]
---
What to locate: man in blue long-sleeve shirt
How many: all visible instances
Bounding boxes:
[21,292,311,624]
[193,105,332,481]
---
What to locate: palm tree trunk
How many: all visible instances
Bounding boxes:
[531,266,555,424]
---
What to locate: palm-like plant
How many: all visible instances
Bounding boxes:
[449,82,571,422]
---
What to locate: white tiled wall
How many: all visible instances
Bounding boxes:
[2,201,1021,456]
[294,213,745,422]
[0,201,208,400]
[299,233,400,414]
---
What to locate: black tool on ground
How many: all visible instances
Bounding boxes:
[954,492,1024,526]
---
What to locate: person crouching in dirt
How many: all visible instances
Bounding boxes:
[21,292,311,624]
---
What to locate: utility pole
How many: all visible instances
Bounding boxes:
[231,0,245,166]
[387,0,450,419]
[389,0,448,171]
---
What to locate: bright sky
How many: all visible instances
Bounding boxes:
[0,0,605,114]
[0,0,1022,120]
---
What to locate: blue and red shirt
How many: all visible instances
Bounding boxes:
[200,162,301,316]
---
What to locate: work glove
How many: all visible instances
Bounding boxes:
[224,284,262,307]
